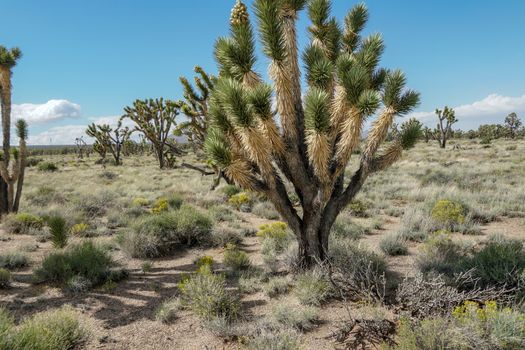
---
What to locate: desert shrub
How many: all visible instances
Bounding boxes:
[238,271,263,294]
[3,213,44,235]
[0,268,11,288]
[0,308,14,348]
[221,184,241,198]
[155,297,181,324]
[419,169,453,186]
[348,199,371,217]
[121,205,213,258]
[269,304,319,331]
[74,192,114,219]
[331,216,367,240]
[195,255,214,269]
[380,233,408,256]
[252,201,280,220]
[258,222,292,254]
[7,306,87,350]
[132,197,150,207]
[0,251,30,269]
[26,186,65,207]
[228,192,252,211]
[264,277,290,298]
[37,161,58,172]
[396,273,507,319]
[34,241,113,289]
[223,244,251,272]
[460,235,525,290]
[384,317,457,350]
[416,233,464,276]
[211,227,243,246]
[26,157,42,167]
[151,197,169,214]
[430,199,466,228]
[47,215,68,248]
[451,300,525,348]
[209,204,238,222]
[69,222,95,237]
[329,237,387,299]
[179,271,240,322]
[176,205,214,244]
[246,329,301,350]
[294,268,333,306]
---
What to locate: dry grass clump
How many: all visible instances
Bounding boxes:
[0,306,88,350]
[120,204,213,258]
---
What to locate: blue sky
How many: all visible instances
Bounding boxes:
[2,0,525,144]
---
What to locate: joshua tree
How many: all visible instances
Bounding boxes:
[176,66,232,188]
[0,119,28,213]
[504,112,522,139]
[175,66,216,151]
[122,98,181,169]
[205,0,421,267]
[74,137,87,159]
[0,46,22,214]
[86,120,131,165]
[433,106,457,148]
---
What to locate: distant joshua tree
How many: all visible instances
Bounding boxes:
[86,120,132,165]
[122,98,182,169]
[504,112,522,139]
[0,46,26,214]
[204,0,421,267]
[433,106,457,148]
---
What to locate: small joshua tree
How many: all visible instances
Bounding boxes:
[0,45,22,214]
[175,66,216,151]
[122,98,181,169]
[205,0,421,267]
[433,106,457,148]
[504,112,522,139]
[74,137,87,159]
[86,120,131,165]
[0,119,28,213]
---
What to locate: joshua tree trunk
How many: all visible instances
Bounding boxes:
[13,137,27,212]
[0,68,12,214]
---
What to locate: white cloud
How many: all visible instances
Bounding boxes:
[408,93,525,129]
[12,99,81,124]
[27,125,88,145]
[26,115,138,145]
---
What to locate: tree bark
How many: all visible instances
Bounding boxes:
[0,68,11,215]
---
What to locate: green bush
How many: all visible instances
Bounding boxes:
[155,297,181,324]
[121,205,213,258]
[385,302,525,350]
[3,213,44,235]
[223,244,252,272]
[47,215,68,249]
[329,237,387,299]
[0,268,11,288]
[460,235,525,290]
[258,222,292,255]
[416,233,463,276]
[269,304,319,331]
[252,201,280,220]
[34,241,113,289]
[380,233,409,256]
[246,329,301,350]
[37,161,58,172]
[221,184,241,198]
[431,199,466,228]
[228,192,252,211]
[263,277,290,298]
[179,272,239,322]
[348,199,371,217]
[294,269,333,306]
[331,216,368,240]
[0,251,30,269]
[4,306,87,350]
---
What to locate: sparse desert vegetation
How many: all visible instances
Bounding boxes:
[2,0,525,349]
